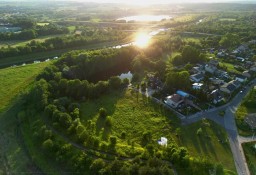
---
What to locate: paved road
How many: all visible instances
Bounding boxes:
[180,79,256,175]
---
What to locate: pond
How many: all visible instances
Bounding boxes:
[0,26,21,33]
[119,71,133,81]
[116,15,172,22]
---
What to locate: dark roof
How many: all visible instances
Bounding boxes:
[236,74,247,80]
[226,83,236,92]
[191,73,204,80]
[232,80,241,87]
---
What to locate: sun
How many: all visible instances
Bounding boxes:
[134,32,151,48]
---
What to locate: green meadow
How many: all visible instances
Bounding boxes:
[80,89,237,173]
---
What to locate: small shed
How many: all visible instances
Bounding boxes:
[158,137,168,147]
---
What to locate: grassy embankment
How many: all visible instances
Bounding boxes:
[242,141,256,175]
[0,61,52,174]
[0,38,133,68]
[236,87,256,136]
[80,89,237,173]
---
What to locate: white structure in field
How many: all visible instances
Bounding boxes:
[158,137,168,147]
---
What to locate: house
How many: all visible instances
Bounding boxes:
[191,66,205,74]
[236,57,245,62]
[205,64,217,74]
[217,52,225,58]
[237,44,249,53]
[165,94,183,108]
[192,83,203,90]
[235,74,247,83]
[190,73,204,83]
[242,71,251,78]
[209,77,225,85]
[220,82,237,94]
[209,59,219,67]
[250,65,256,72]
[210,89,224,104]
[231,80,241,88]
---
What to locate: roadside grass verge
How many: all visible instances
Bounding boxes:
[180,119,236,172]
[236,88,256,136]
[0,61,52,112]
[242,141,256,175]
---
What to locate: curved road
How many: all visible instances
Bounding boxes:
[181,79,256,175]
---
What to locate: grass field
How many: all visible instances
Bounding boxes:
[0,61,52,174]
[0,61,52,112]
[0,40,129,68]
[242,141,256,175]
[0,34,65,48]
[180,120,236,172]
[236,88,256,136]
[80,89,237,173]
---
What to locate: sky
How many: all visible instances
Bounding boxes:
[76,0,255,4]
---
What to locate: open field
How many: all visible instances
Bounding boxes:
[80,89,236,173]
[180,120,236,172]
[0,34,66,48]
[242,141,256,175]
[0,39,132,68]
[0,61,52,112]
[236,88,256,136]
[0,61,51,174]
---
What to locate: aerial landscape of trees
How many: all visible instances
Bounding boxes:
[0,1,256,175]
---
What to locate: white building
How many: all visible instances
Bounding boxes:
[158,137,168,147]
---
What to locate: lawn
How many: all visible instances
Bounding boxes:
[180,119,236,172]
[80,89,237,173]
[236,88,256,136]
[0,61,52,112]
[36,22,50,26]
[219,62,240,74]
[0,61,52,174]
[80,89,180,145]
[242,141,256,175]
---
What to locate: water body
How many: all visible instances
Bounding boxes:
[116,15,172,22]
[0,26,21,33]
[113,28,169,49]
[119,71,133,81]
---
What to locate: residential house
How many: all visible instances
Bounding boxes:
[165,94,183,108]
[191,66,205,74]
[205,64,217,74]
[210,89,224,104]
[231,80,241,88]
[237,44,249,53]
[250,65,256,72]
[209,59,219,67]
[220,82,237,94]
[236,57,245,62]
[235,74,247,83]
[192,83,203,90]
[190,73,204,83]
[217,52,225,58]
[242,71,251,78]
[209,77,225,86]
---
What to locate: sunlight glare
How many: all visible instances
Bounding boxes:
[134,32,151,48]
